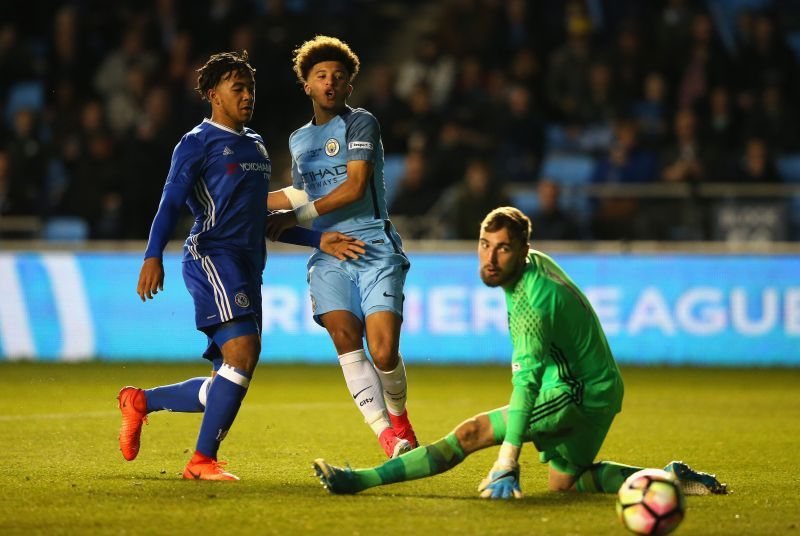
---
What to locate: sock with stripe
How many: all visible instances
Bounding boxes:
[374,353,408,416]
[349,433,466,492]
[195,363,250,459]
[575,461,643,493]
[145,377,212,413]
[339,349,392,435]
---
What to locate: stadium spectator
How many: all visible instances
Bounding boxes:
[445,158,509,240]
[592,118,657,184]
[730,137,780,184]
[744,84,799,152]
[631,72,670,148]
[529,179,581,240]
[494,85,545,182]
[661,108,708,182]
[700,86,740,158]
[390,151,439,218]
[395,34,456,110]
[546,9,595,123]
[4,109,47,216]
[361,66,410,153]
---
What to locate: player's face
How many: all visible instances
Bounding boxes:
[211,70,255,126]
[478,228,528,288]
[304,61,351,113]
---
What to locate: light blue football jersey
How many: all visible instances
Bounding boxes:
[289,106,387,233]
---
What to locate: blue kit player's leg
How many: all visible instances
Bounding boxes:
[181,253,263,480]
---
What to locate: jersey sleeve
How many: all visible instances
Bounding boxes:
[288,134,304,189]
[504,288,553,448]
[143,135,204,259]
[345,111,380,162]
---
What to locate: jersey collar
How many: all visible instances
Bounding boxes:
[310,105,353,126]
[203,118,245,136]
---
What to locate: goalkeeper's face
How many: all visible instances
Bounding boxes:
[478,228,528,289]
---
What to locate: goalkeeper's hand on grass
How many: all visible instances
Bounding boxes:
[478,459,523,499]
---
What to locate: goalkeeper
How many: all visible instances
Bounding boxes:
[313,207,727,498]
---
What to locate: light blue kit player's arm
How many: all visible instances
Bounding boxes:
[137,135,204,302]
[266,112,378,239]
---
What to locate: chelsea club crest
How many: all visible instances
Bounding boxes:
[255,141,269,159]
[325,138,340,157]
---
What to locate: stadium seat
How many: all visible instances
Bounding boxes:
[42,217,89,241]
[4,81,44,127]
[776,154,800,182]
[509,188,540,216]
[540,154,595,185]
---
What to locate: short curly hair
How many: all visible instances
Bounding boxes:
[292,36,360,84]
[195,50,256,101]
[481,207,532,245]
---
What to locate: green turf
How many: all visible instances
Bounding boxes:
[0,363,798,535]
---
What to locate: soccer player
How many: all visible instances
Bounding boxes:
[118,51,365,481]
[313,207,728,497]
[265,36,418,458]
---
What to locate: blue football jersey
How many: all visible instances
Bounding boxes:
[289,106,387,232]
[149,119,271,270]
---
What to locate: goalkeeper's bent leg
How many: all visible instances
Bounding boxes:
[574,461,643,493]
[349,412,502,491]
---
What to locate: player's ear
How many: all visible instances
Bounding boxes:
[303,83,311,96]
[347,85,353,98]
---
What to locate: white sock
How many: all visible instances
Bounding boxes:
[339,349,391,436]
[375,353,408,416]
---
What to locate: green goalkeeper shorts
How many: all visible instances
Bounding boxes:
[486,385,616,475]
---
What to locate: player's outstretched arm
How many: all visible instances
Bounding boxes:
[265,160,372,241]
[137,257,165,301]
[266,189,293,211]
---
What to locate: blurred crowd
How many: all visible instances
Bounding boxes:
[1,0,799,242]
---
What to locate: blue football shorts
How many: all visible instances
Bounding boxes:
[182,252,263,359]
[307,222,410,326]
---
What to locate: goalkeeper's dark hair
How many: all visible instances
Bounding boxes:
[195,51,256,101]
[292,35,360,83]
[481,207,531,245]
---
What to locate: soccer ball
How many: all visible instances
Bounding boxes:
[616,468,686,535]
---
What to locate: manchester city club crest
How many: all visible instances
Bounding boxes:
[235,292,250,308]
[255,141,269,159]
[325,138,340,156]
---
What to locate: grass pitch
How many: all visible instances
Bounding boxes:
[0,363,798,535]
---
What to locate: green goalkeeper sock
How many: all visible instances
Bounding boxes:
[353,433,466,490]
[575,461,643,493]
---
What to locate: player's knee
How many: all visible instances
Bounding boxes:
[328,328,362,354]
[370,345,398,371]
[454,417,492,453]
[548,470,577,492]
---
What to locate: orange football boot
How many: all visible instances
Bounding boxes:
[182,452,239,481]
[118,386,148,461]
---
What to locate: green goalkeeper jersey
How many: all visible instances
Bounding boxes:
[503,250,624,447]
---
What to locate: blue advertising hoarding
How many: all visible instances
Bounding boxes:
[0,251,798,365]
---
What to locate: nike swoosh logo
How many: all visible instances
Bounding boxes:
[383,291,396,298]
[352,386,371,399]
[187,469,200,479]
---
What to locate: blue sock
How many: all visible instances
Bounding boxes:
[145,377,210,413]
[195,364,251,459]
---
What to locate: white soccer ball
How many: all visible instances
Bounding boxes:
[616,468,686,535]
